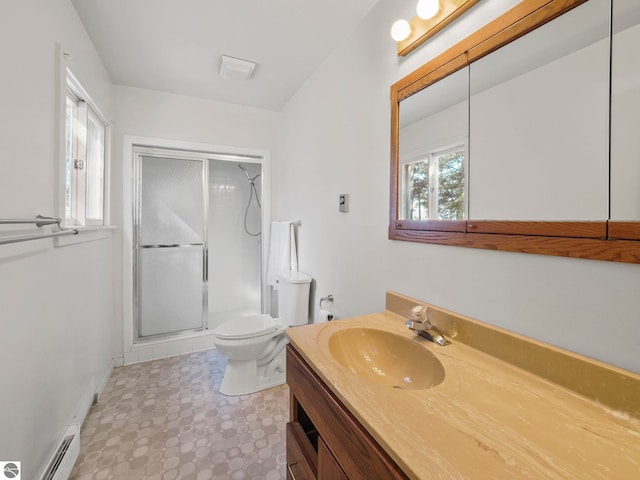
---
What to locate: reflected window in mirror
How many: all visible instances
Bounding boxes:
[402,144,466,220]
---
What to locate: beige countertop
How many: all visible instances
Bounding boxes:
[286,311,640,480]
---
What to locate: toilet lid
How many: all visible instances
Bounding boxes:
[214,314,280,340]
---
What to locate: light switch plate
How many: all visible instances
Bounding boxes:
[339,194,349,213]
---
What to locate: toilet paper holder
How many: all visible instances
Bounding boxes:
[319,294,334,309]
[319,295,335,321]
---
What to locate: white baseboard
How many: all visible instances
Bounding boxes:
[73,358,115,425]
[95,358,115,402]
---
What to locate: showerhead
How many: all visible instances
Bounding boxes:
[238,163,250,179]
[238,164,261,183]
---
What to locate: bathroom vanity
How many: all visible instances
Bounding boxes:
[286,344,408,479]
[285,292,640,479]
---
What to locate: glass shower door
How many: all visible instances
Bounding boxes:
[134,151,208,340]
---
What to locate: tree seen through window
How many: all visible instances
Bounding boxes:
[404,146,465,221]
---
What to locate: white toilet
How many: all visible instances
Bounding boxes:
[213,271,312,396]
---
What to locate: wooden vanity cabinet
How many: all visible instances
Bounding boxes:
[286,345,409,480]
[318,438,348,480]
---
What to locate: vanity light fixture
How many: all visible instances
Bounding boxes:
[391,0,439,42]
[391,0,480,56]
[417,0,440,20]
[390,19,412,42]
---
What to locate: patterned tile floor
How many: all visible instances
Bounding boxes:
[70,349,289,480]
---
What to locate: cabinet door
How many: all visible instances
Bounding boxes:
[286,422,318,480]
[318,438,348,480]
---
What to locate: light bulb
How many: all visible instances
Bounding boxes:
[391,19,411,42]
[417,0,439,20]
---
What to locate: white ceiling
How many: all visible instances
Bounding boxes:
[71,0,381,111]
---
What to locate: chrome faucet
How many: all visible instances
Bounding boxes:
[405,305,450,346]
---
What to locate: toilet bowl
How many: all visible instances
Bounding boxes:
[213,314,288,395]
[213,272,312,396]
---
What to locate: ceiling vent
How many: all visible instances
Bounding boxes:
[219,55,256,80]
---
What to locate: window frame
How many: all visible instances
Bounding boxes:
[84,105,107,225]
[61,65,110,229]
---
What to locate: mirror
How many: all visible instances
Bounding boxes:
[611,0,640,221]
[398,67,468,223]
[468,0,610,220]
[391,0,640,263]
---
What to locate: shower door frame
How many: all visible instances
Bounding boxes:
[122,135,271,354]
[132,146,210,342]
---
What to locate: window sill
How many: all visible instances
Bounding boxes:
[54,225,117,247]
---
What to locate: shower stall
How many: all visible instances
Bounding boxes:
[207,159,263,330]
[130,143,267,343]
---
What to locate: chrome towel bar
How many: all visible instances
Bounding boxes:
[0,215,61,227]
[0,215,78,245]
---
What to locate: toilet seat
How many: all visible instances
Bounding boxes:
[214,314,282,340]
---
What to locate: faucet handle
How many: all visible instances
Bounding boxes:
[409,305,427,322]
[405,307,450,346]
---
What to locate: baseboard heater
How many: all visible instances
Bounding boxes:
[40,424,80,480]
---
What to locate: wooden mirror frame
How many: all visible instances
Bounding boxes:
[390,0,640,264]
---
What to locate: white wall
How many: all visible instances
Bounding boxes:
[277,0,640,374]
[0,1,115,478]
[112,86,281,359]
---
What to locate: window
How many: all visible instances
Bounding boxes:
[402,145,466,220]
[64,71,107,226]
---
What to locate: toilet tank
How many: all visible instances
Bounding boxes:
[277,271,312,326]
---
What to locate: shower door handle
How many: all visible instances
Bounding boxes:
[138,243,204,249]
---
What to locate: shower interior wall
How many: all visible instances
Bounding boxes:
[208,160,263,329]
